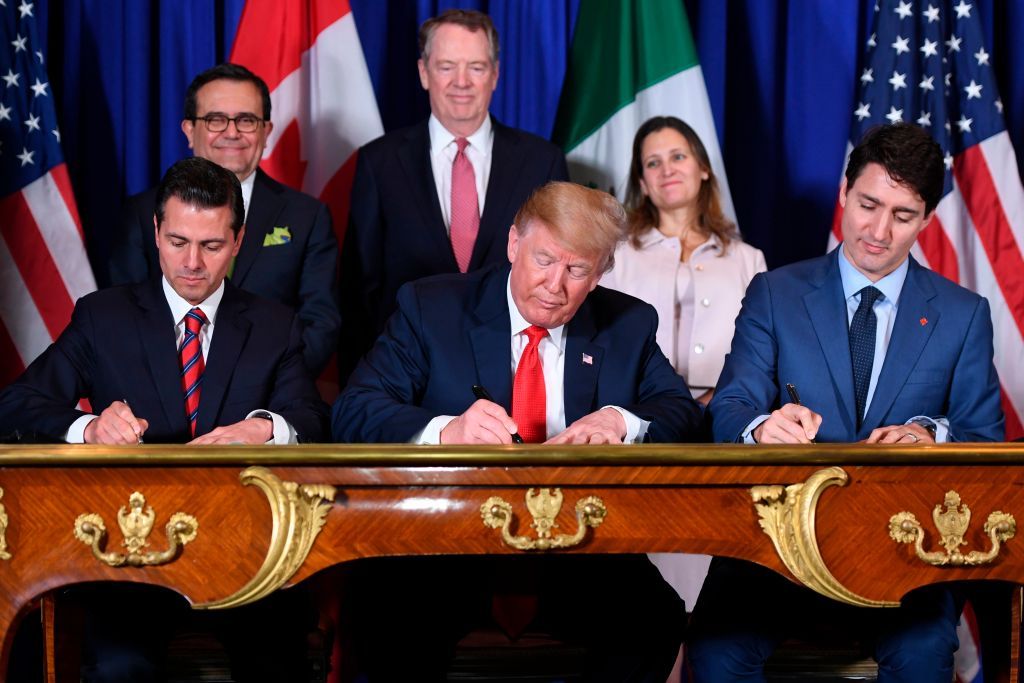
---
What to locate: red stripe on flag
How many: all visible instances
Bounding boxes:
[318,153,359,248]
[230,0,348,91]
[954,146,1024,339]
[830,199,843,243]
[916,215,960,283]
[0,190,75,340]
[0,321,25,388]
[260,120,309,195]
[1002,388,1024,441]
[50,163,85,240]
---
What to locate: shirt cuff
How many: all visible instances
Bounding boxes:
[246,409,297,444]
[742,415,772,444]
[906,415,949,443]
[65,414,96,443]
[603,406,649,444]
[413,415,457,445]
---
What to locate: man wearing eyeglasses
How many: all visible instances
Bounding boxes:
[110,63,340,378]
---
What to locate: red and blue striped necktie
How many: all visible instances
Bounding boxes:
[179,308,207,437]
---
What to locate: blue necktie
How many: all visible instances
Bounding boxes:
[850,286,882,429]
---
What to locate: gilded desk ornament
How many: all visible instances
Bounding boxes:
[197,466,335,610]
[0,487,11,560]
[752,466,898,608]
[73,492,197,567]
[480,488,607,551]
[889,490,1016,566]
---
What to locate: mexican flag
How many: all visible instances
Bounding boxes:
[553,0,734,222]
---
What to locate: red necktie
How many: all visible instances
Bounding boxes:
[179,308,207,437]
[450,137,479,273]
[512,325,548,443]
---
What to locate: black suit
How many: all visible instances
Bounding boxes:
[339,116,569,381]
[111,168,339,375]
[0,278,328,443]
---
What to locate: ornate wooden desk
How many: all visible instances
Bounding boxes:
[1,443,1022,679]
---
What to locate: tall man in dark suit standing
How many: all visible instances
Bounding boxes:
[0,157,327,682]
[333,182,701,680]
[111,63,339,377]
[340,9,569,382]
[689,124,1004,682]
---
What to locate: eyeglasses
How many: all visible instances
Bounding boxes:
[193,114,265,133]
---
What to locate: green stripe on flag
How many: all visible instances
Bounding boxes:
[552,0,700,151]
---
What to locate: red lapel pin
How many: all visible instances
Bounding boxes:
[919,317,928,326]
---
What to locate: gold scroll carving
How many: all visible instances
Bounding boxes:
[481,488,607,551]
[73,491,197,567]
[889,490,1016,566]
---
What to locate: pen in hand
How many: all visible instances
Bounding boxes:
[784,383,815,443]
[471,385,524,444]
[122,398,144,444]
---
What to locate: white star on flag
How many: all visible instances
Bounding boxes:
[946,34,962,52]
[0,103,10,121]
[885,105,904,123]
[919,75,935,91]
[924,4,940,22]
[16,148,34,166]
[2,69,19,88]
[956,115,973,132]
[867,33,877,47]
[51,128,60,142]
[23,113,40,132]
[996,99,1004,113]
[917,111,932,127]
[964,80,982,99]
[894,0,913,18]
[974,47,989,66]
[861,68,874,84]
[954,1,972,18]
[29,78,48,98]
[855,102,871,120]
[11,33,27,52]
[889,71,907,90]
[17,1,32,18]
[943,152,953,170]
[892,35,910,54]
[920,38,939,57]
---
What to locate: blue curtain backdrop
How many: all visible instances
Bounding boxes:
[40,0,1024,285]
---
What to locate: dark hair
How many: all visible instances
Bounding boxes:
[155,157,245,236]
[845,123,944,214]
[419,9,499,64]
[623,116,735,250]
[183,63,271,121]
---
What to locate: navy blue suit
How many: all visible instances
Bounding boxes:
[111,168,340,376]
[0,278,329,443]
[333,264,702,444]
[691,249,1003,683]
[339,117,569,383]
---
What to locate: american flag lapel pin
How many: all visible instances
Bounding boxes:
[582,353,593,365]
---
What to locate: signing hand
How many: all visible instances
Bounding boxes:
[546,408,626,445]
[189,418,273,445]
[84,401,148,445]
[753,403,822,444]
[440,399,519,445]
[864,423,934,445]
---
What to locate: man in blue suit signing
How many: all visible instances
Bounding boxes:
[333,181,701,680]
[690,124,1003,681]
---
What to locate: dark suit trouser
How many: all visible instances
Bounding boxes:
[686,559,962,683]
[337,554,686,682]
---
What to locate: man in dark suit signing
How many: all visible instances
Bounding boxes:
[333,181,701,680]
[0,157,326,681]
[340,8,569,382]
[111,63,339,376]
[689,124,1004,682]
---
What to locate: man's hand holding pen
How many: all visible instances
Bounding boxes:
[752,384,820,444]
[440,398,521,445]
[83,400,148,445]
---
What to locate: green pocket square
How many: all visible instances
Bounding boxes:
[263,226,292,246]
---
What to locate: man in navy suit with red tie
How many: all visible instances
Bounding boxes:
[340,9,569,383]
[334,181,702,680]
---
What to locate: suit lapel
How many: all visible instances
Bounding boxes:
[861,259,938,435]
[196,284,252,436]
[134,279,189,435]
[563,299,603,426]
[803,252,858,434]
[473,120,521,270]
[469,268,514,409]
[398,123,457,270]
[232,169,283,285]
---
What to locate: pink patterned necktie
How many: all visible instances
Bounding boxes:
[450,137,480,273]
[179,308,207,437]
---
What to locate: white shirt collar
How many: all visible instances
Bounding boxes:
[505,274,565,351]
[837,244,908,306]
[161,276,226,327]
[428,114,493,156]
[239,170,256,219]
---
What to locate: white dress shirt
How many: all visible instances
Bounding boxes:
[416,276,649,444]
[428,114,493,232]
[66,278,296,444]
[239,170,256,219]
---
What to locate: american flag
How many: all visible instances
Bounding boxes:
[0,0,95,387]
[832,0,1024,440]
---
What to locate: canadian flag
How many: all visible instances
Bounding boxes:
[230,0,383,248]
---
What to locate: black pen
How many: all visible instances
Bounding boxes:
[471,385,524,444]
[785,383,815,443]
[122,398,143,444]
